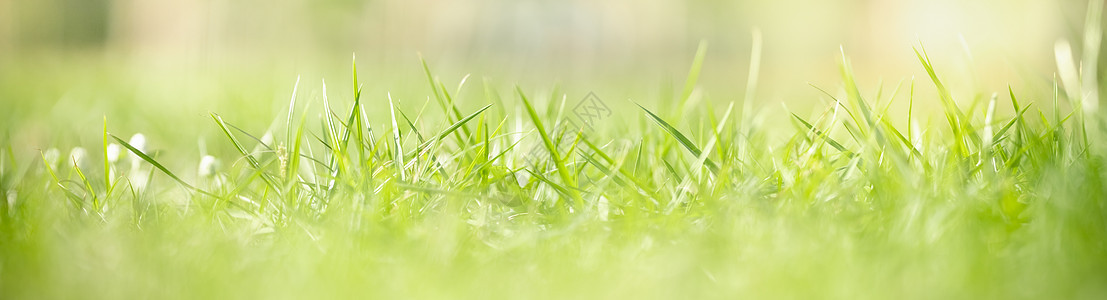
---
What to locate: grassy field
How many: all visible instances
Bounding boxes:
[3,12,1107,300]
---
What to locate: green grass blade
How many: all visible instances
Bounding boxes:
[681,41,708,104]
[517,86,580,204]
[41,152,83,208]
[389,93,406,181]
[409,104,493,157]
[111,134,218,198]
[210,114,283,196]
[637,103,719,173]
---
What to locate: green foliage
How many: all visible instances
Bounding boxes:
[3,47,1107,300]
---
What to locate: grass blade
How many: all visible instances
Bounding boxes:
[517,86,580,204]
[637,103,719,173]
[111,134,218,198]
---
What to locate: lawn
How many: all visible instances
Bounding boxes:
[2,3,1107,300]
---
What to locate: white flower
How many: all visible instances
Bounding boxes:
[106,143,121,163]
[128,133,146,153]
[127,133,148,190]
[198,155,219,178]
[128,133,146,170]
[68,147,87,168]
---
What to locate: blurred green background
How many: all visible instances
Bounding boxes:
[0,0,1097,164]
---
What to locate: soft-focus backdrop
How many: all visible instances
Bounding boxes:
[0,0,1097,158]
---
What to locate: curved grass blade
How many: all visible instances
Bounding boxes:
[110,134,219,198]
[637,103,719,173]
[41,152,83,208]
[210,114,283,196]
[790,113,852,155]
[408,104,493,157]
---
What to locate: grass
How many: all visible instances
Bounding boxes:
[3,20,1107,300]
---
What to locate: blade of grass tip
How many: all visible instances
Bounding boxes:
[991,104,1033,147]
[693,101,735,177]
[908,78,915,143]
[419,54,446,110]
[637,103,719,173]
[41,151,83,208]
[389,93,406,181]
[473,135,525,174]
[439,81,471,136]
[111,134,219,198]
[397,109,427,144]
[286,75,301,152]
[212,115,268,172]
[321,79,341,160]
[456,74,471,96]
[741,28,762,126]
[545,85,564,121]
[1055,40,1081,105]
[578,134,661,205]
[1082,0,1102,116]
[791,113,851,155]
[681,40,708,104]
[1053,76,1061,129]
[839,47,875,131]
[460,116,490,180]
[914,45,981,153]
[71,159,98,210]
[420,56,469,142]
[465,115,493,177]
[810,84,863,133]
[320,80,345,191]
[227,123,273,151]
[517,86,580,204]
[210,114,283,195]
[670,41,709,124]
[346,55,368,175]
[408,104,492,157]
[286,99,314,186]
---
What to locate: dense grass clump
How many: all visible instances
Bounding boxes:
[3,35,1107,299]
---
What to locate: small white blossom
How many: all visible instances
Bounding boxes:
[128,133,146,153]
[106,143,121,163]
[128,133,147,170]
[127,133,148,190]
[198,155,219,178]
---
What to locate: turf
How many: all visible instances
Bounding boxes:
[3,17,1107,300]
